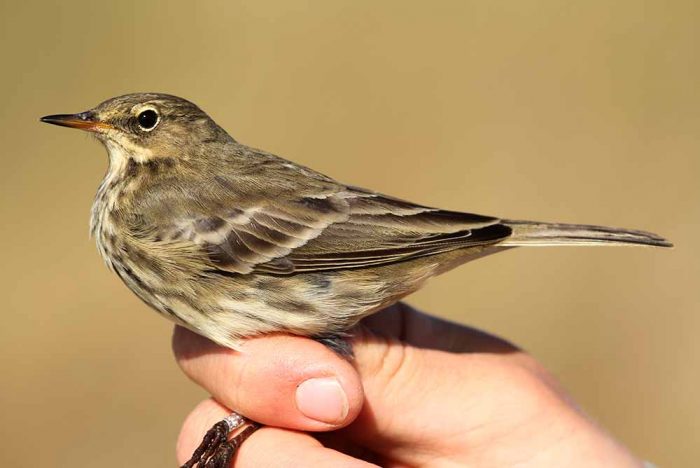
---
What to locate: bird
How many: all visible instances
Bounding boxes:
[41,93,671,467]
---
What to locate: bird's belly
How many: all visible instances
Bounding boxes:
[154,261,437,350]
[98,224,464,351]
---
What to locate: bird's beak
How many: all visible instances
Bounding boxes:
[40,111,113,133]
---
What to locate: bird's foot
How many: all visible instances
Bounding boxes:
[181,412,259,468]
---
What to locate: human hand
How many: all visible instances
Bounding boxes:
[173,303,643,467]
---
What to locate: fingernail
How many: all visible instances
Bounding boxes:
[295,377,349,424]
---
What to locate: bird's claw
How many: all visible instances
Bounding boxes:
[181,413,259,468]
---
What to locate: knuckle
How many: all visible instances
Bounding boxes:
[357,330,415,390]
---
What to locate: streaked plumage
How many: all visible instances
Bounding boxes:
[42,93,671,352]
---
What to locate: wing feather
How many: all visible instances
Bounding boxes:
[138,151,511,276]
[175,190,510,275]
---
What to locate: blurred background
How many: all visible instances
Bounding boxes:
[1,1,697,466]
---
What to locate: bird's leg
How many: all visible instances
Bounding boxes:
[312,332,354,358]
[204,424,260,468]
[181,412,259,468]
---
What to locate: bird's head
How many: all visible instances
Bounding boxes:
[40,93,232,165]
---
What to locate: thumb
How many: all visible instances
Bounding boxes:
[172,327,364,431]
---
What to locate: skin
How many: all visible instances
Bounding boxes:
[173,303,644,467]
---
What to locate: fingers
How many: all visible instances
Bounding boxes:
[176,398,378,468]
[172,327,364,431]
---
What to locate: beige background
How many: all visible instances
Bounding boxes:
[1,1,697,466]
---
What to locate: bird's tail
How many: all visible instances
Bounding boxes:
[500,220,673,248]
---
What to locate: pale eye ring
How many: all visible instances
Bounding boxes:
[137,109,159,131]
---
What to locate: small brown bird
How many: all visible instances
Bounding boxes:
[41,93,671,467]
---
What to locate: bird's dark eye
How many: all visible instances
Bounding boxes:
[137,109,159,130]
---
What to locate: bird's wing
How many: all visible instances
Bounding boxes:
[280,189,511,273]
[156,187,510,275]
[159,191,350,274]
[141,150,511,275]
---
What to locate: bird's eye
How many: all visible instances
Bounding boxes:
[137,109,159,131]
